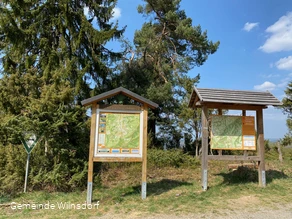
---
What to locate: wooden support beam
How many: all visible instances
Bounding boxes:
[208,155,260,161]
[242,110,248,156]
[87,103,98,204]
[256,109,266,187]
[201,106,209,191]
[93,157,142,162]
[141,104,148,199]
[196,102,267,111]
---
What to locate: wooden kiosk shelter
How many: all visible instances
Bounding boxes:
[81,87,158,203]
[188,87,282,190]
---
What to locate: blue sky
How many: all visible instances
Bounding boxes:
[107,0,292,139]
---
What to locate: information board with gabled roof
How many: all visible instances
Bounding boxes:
[188,86,281,191]
[81,87,158,204]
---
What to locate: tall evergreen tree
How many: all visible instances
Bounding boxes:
[119,0,219,148]
[0,0,124,192]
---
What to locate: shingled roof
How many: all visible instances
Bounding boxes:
[188,87,282,108]
[81,87,158,109]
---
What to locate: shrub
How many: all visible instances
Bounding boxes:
[147,148,199,168]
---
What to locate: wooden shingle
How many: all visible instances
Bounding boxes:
[188,87,282,109]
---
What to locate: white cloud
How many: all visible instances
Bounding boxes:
[259,12,292,53]
[254,81,276,91]
[111,7,121,21]
[243,22,259,32]
[275,56,292,70]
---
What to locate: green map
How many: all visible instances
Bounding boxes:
[211,116,242,149]
[105,113,140,149]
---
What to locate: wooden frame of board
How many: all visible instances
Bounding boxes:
[81,87,158,204]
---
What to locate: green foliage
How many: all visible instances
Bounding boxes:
[0,144,27,195]
[0,0,124,195]
[147,148,199,168]
[280,134,292,146]
[265,142,292,161]
[265,139,271,152]
[0,142,89,195]
[119,0,219,149]
[281,82,292,141]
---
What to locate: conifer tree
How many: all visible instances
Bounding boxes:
[0,0,124,191]
[119,0,219,148]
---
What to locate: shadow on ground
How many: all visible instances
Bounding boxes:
[123,179,192,197]
[216,166,289,185]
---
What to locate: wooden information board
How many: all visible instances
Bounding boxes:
[81,87,158,204]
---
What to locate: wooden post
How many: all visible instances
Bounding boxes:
[256,109,266,187]
[87,103,98,204]
[242,110,248,157]
[218,109,222,156]
[141,104,148,199]
[201,106,209,191]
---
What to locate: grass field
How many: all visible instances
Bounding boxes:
[1,149,292,219]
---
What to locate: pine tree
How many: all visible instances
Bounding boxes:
[119,0,219,148]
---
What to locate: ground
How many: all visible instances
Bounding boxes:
[1,154,292,219]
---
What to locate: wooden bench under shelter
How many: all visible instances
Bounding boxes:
[188,87,282,190]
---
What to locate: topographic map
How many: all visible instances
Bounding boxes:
[105,113,140,149]
[211,116,243,149]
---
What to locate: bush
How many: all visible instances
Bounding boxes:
[148,148,199,168]
[0,141,89,195]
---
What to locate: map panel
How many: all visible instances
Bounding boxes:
[96,112,141,156]
[211,116,242,149]
[105,113,140,149]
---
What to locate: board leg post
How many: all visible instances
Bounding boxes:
[202,169,208,191]
[141,104,148,199]
[256,109,266,187]
[87,182,93,204]
[87,103,97,204]
[201,106,209,191]
[141,182,147,199]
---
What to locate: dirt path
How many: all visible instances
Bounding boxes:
[94,203,292,219]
